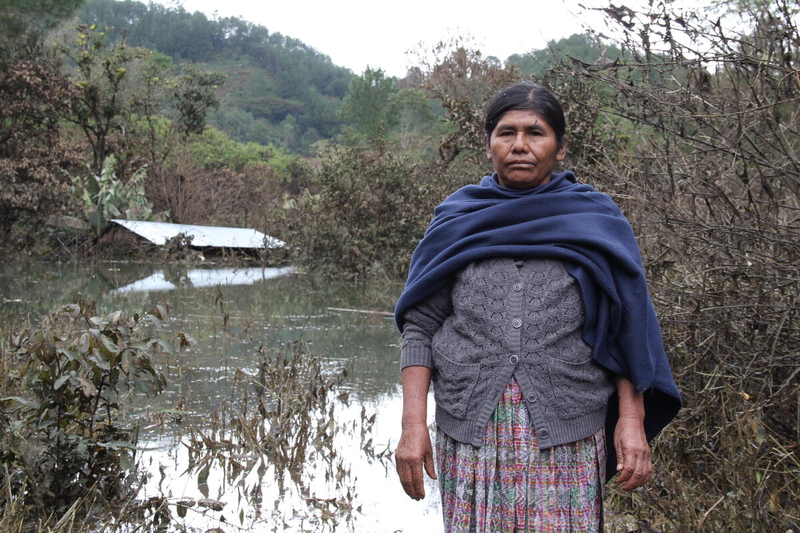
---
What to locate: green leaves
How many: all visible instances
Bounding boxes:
[70,155,156,238]
[339,67,398,139]
[0,300,186,513]
[171,67,226,136]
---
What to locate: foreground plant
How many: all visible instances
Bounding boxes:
[0,300,185,519]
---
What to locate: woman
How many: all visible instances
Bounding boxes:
[394,81,681,532]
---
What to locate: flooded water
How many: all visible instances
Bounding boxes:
[0,262,442,532]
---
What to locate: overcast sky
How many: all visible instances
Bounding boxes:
[154,0,612,77]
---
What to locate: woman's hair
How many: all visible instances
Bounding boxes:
[484,81,567,147]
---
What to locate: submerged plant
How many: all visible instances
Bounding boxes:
[140,338,391,532]
[0,300,184,518]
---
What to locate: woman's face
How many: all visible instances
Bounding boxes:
[486,109,568,190]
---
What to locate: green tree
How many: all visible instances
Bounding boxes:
[60,24,149,176]
[390,88,437,155]
[77,0,354,153]
[0,0,85,63]
[506,33,622,79]
[338,67,398,139]
[60,23,226,174]
[169,67,225,136]
[129,51,176,165]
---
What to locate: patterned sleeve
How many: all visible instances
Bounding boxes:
[400,284,453,369]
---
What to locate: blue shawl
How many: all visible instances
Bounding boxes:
[395,171,681,480]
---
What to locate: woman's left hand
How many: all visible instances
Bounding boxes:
[614,415,652,490]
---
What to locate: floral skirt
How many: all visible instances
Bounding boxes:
[436,379,605,533]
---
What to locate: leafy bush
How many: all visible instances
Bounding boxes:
[182,126,294,173]
[71,156,161,238]
[0,301,184,516]
[279,143,473,279]
[0,46,79,243]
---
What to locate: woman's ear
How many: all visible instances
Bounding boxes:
[485,134,492,160]
[557,135,569,161]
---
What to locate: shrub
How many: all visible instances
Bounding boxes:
[279,142,473,279]
[0,301,184,517]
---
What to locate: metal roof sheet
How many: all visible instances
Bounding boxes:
[110,220,285,249]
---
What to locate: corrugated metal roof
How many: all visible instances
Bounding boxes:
[110,220,285,249]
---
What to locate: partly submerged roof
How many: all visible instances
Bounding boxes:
[110,220,285,249]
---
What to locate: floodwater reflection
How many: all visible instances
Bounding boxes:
[112,266,296,293]
[0,262,442,532]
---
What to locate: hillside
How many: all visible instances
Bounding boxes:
[76,0,354,152]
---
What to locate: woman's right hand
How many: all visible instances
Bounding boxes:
[395,365,436,500]
[395,421,436,500]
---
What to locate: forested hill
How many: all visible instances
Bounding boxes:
[77,0,354,152]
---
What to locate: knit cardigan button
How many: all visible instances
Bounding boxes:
[511,318,522,328]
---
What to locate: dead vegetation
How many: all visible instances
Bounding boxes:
[133,339,393,532]
[542,0,799,530]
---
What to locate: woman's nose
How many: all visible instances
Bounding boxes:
[512,132,527,151]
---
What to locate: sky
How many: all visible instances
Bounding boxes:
[154,0,612,77]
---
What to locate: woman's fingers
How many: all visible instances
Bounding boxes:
[396,457,424,499]
[395,423,435,500]
[614,415,652,491]
[424,446,437,481]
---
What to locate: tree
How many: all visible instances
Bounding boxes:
[169,67,226,136]
[77,0,354,153]
[60,24,149,176]
[0,0,84,237]
[0,0,85,62]
[390,87,437,154]
[506,33,622,79]
[338,67,398,139]
[410,38,521,164]
[0,50,77,234]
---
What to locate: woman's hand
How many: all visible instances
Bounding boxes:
[614,376,652,490]
[395,421,437,500]
[614,415,651,490]
[395,365,436,500]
